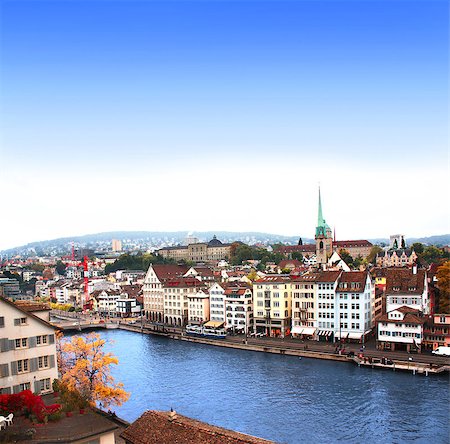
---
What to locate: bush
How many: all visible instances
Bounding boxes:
[0,391,61,423]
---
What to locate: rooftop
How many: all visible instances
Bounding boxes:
[120,410,275,444]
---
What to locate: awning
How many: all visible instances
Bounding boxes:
[291,326,304,334]
[302,327,316,336]
[335,332,349,339]
[204,321,224,328]
[319,330,330,336]
[348,332,363,340]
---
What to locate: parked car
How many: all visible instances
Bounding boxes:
[432,346,450,356]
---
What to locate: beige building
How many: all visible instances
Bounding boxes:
[143,264,188,322]
[291,273,319,337]
[252,276,292,337]
[0,298,58,395]
[376,249,418,267]
[163,277,206,326]
[158,236,232,263]
[112,239,122,252]
[333,240,373,260]
[187,289,210,325]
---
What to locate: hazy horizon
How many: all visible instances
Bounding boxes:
[1,1,448,250]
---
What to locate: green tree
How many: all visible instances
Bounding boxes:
[291,252,303,262]
[56,260,67,276]
[367,246,383,264]
[339,249,354,267]
[421,246,445,264]
[411,242,424,254]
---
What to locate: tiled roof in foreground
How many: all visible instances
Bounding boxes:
[120,410,275,444]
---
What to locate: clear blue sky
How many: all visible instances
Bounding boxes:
[0,0,448,249]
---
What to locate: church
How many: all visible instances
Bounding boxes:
[315,188,373,265]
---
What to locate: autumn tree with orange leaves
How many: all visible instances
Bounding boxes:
[57,332,129,408]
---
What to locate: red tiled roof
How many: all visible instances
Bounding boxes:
[120,410,275,444]
[14,301,51,312]
[278,260,302,269]
[378,306,424,324]
[152,264,189,280]
[255,275,291,283]
[385,268,426,295]
[165,277,206,288]
[334,240,372,247]
[276,244,316,254]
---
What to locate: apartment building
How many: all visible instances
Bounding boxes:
[335,271,374,343]
[0,297,58,395]
[187,289,210,325]
[143,264,188,322]
[209,283,226,324]
[163,277,206,326]
[224,284,253,334]
[253,276,292,337]
[291,272,320,338]
[385,267,428,314]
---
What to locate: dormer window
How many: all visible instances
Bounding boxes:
[408,286,416,291]
[393,286,400,292]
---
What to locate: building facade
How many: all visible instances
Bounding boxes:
[253,276,292,337]
[143,264,188,322]
[158,236,232,263]
[224,285,253,334]
[0,298,58,395]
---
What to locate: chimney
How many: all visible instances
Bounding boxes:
[168,408,177,422]
[412,263,417,275]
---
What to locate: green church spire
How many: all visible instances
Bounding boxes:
[315,186,330,237]
[318,186,324,227]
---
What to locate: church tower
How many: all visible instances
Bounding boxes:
[315,187,333,264]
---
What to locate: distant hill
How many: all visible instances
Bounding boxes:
[1,231,448,258]
[0,231,313,257]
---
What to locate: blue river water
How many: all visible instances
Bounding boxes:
[89,330,448,443]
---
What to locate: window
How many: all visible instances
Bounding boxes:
[39,378,51,393]
[17,359,29,373]
[15,338,28,349]
[20,382,31,391]
[0,317,4,328]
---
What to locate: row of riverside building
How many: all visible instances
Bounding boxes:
[142,262,449,353]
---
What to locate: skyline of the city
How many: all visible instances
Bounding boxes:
[1,0,448,249]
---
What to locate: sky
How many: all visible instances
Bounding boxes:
[0,0,448,250]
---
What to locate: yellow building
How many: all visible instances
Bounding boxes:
[252,276,292,337]
[158,236,232,263]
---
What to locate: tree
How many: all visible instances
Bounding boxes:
[367,246,383,264]
[436,261,450,314]
[246,270,258,281]
[411,242,424,254]
[401,237,406,249]
[421,246,445,265]
[56,260,67,276]
[57,332,129,408]
[339,249,354,267]
[291,252,303,262]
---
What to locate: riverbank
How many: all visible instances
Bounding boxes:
[117,324,449,376]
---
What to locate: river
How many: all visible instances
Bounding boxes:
[86,329,449,443]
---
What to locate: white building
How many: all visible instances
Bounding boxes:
[316,271,342,341]
[208,283,226,324]
[385,267,428,314]
[377,306,424,352]
[335,271,374,343]
[224,285,253,334]
[93,289,122,316]
[0,298,58,395]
